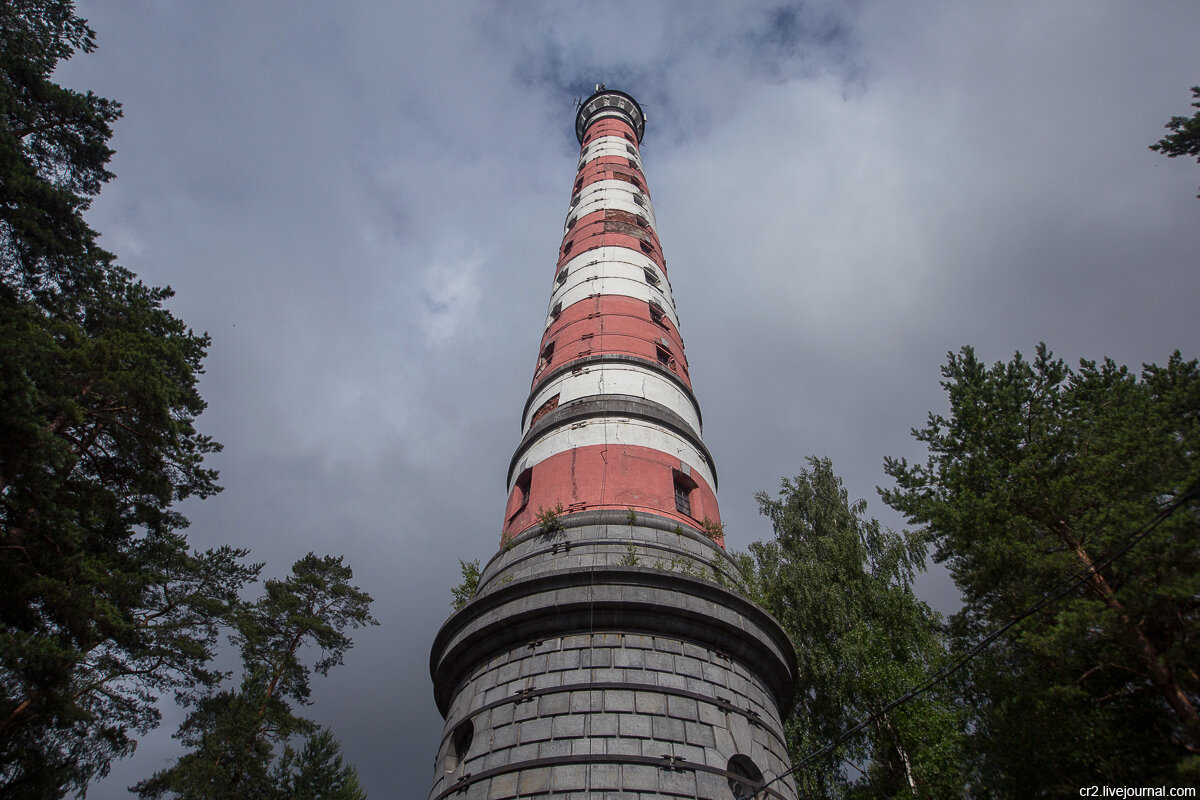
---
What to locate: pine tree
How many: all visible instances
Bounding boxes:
[135,554,377,800]
[274,728,366,800]
[1,3,258,795]
[1151,86,1200,197]
[882,346,1200,792]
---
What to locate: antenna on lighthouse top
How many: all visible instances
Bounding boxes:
[596,82,605,92]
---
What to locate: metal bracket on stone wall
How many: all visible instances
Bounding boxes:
[660,754,688,771]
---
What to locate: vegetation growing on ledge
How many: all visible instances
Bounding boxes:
[450,559,481,611]
[700,517,725,541]
[535,502,566,535]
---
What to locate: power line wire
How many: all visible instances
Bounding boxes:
[757,482,1200,798]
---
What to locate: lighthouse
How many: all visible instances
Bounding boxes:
[428,88,798,799]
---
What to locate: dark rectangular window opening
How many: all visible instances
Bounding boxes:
[563,240,573,255]
[644,267,660,288]
[537,341,555,375]
[649,302,667,328]
[656,344,671,367]
[639,240,653,255]
[674,470,696,516]
[556,268,568,285]
[509,468,533,521]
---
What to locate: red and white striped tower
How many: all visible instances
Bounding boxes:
[429,88,798,799]
[504,89,718,544]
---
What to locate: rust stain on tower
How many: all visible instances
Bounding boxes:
[428,87,799,799]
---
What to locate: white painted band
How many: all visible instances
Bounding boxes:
[556,246,670,298]
[548,258,678,329]
[523,363,702,437]
[580,136,642,169]
[510,416,716,493]
[567,181,656,231]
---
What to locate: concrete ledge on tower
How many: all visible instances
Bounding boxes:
[480,509,738,595]
[430,533,797,716]
[427,556,799,800]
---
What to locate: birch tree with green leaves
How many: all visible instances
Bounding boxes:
[739,458,967,799]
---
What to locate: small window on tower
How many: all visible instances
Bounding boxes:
[444,719,474,773]
[626,144,637,156]
[556,267,568,286]
[727,755,764,799]
[562,240,573,255]
[566,216,577,230]
[508,468,533,521]
[537,341,555,375]
[656,343,672,367]
[623,132,634,143]
[639,240,653,255]
[636,215,649,228]
[575,177,583,191]
[644,267,660,288]
[673,470,697,517]
[548,301,562,323]
[627,158,638,169]
[632,192,646,207]
[649,301,667,328]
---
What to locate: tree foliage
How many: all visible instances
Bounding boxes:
[273,728,366,800]
[0,0,120,300]
[135,554,377,800]
[450,558,480,612]
[882,345,1200,793]
[1150,86,1200,196]
[741,458,966,799]
[0,2,258,796]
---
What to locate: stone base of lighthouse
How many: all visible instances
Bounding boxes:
[428,512,799,799]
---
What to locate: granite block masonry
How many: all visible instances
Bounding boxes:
[428,87,799,800]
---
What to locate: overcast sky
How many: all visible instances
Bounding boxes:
[57,1,1200,796]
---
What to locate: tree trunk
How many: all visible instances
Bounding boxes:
[0,696,34,739]
[1058,521,1200,750]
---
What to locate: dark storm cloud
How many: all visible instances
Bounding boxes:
[54,1,1200,796]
